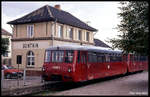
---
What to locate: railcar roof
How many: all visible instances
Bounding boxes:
[46,45,122,54]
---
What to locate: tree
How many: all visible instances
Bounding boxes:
[1,38,9,56]
[108,1,149,55]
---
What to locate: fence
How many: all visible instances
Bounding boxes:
[1,67,44,91]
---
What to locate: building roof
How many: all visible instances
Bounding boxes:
[94,39,111,48]
[7,5,97,32]
[2,29,12,36]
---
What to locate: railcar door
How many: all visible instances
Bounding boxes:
[129,54,135,72]
[76,51,88,81]
[80,51,88,81]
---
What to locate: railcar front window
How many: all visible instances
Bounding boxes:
[52,51,64,62]
[58,51,64,62]
[45,50,51,62]
[65,51,74,63]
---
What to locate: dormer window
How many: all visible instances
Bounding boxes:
[27,25,34,38]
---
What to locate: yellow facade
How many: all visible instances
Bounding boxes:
[11,21,94,72]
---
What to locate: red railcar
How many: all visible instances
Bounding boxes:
[123,54,148,73]
[42,45,148,82]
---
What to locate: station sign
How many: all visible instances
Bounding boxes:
[13,41,50,49]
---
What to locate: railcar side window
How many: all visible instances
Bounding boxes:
[140,56,147,61]
[97,53,105,63]
[133,55,140,61]
[105,54,110,62]
[65,51,74,63]
[77,51,80,63]
[117,56,122,61]
[145,56,148,61]
[88,52,97,63]
[110,55,116,62]
[88,52,92,62]
[130,55,133,61]
[109,54,122,62]
[45,50,51,62]
[123,54,127,61]
[134,55,137,61]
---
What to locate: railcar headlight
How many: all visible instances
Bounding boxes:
[68,68,71,73]
[42,67,45,71]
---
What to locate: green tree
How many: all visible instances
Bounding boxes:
[1,38,9,55]
[108,1,149,55]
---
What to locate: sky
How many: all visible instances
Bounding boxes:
[2,1,122,47]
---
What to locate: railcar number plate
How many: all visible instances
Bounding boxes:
[52,66,60,70]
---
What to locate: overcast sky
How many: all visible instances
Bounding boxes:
[2,1,122,46]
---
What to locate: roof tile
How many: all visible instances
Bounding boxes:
[7,5,97,32]
[94,39,111,48]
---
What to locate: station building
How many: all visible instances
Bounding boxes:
[7,5,98,75]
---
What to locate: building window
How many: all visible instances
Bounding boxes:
[78,30,82,40]
[68,27,73,39]
[27,25,34,38]
[58,25,63,38]
[27,51,35,67]
[86,32,89,41]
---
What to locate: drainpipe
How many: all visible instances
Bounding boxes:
[52,18,57,46]
[51,22,54,46]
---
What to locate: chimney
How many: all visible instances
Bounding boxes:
[54,5,61,10]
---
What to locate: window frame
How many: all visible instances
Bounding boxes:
[97,53,106,63]
[27,25,34,38]
[27,51,35,67]
[64,50,74,63]
[68,27,73,40]
[51,50,65,63]
[58,25,63,38]
[109,54,122,62]
[86,32,90,41]
[78,30,82,41]
[44,50,51,63]
[88,52,97,63]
